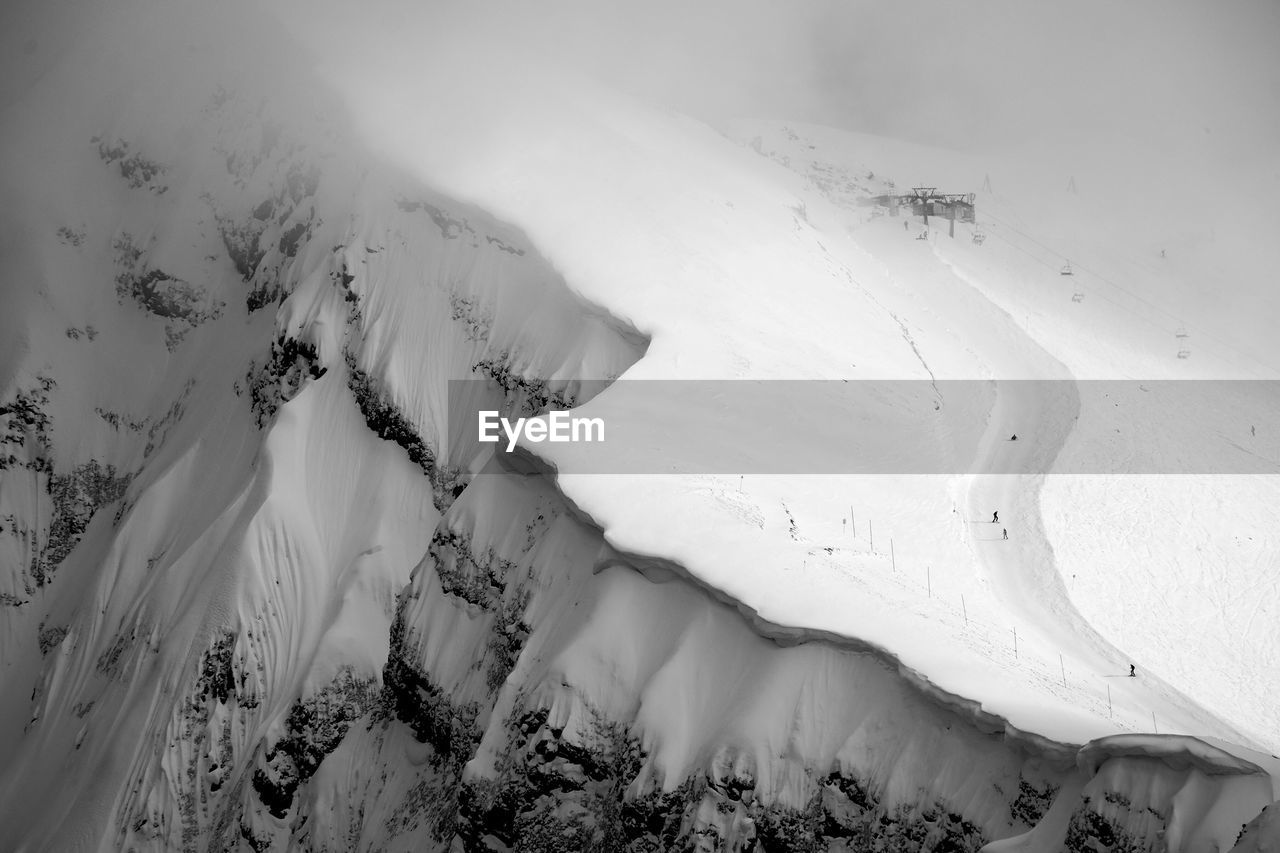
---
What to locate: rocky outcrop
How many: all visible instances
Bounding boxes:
[0,5,1271,850]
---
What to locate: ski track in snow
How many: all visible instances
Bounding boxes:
[387,104,1279,756]
[851,209,1265,750]
[5,5,1280,848]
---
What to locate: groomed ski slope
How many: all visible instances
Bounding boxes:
[3,1,1278,847]
[338,69,1280,761]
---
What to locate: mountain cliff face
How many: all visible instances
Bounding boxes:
[0,2,1275,851]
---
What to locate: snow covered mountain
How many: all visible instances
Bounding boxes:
[2,1,1278,851]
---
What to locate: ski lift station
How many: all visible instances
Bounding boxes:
[862,187,976,235]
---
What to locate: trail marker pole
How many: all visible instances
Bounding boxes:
[851,508,855,538]
[1059,654,1067,686]
[870,520,874,553]
[890,539,896,572]
[1107,685,1112,718]
[1152,712,1158,733]
[926,566,931,597]
[1013,628,1018,659]
[961,594,968,625]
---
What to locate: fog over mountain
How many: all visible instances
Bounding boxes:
[2,1,1278,851]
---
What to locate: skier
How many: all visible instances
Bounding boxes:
[1128,665,1136,678]
[992,511,999,524]
[1002,528,1008,540]
[1010,434,1017,441]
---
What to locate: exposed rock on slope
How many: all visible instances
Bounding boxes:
[0,2,1274,851]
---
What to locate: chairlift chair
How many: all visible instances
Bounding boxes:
[1175,326,1189,339]
[1071,292,1084,303]
[1060,261,1073,276]
[1177,349,1191,359]
[971,227,986,245]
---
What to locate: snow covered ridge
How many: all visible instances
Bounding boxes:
[1,0,1278,850]
[986,736,1272,852]
[1077,735,1266,779]
[358,64,1279,750]
[337,43,1278,849]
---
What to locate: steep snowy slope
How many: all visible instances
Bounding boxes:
[0,3,641,848]
[1,0,1277,851]
[720,120,1280,752]
[340,64,1279,746]
[329,31,1280,851]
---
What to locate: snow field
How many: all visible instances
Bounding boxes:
[337,70,1280,758]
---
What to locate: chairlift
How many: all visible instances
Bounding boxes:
[1071,292,1084,303]
[916,229,929,241]
[1175,326,1189,339]
[1060,261,1073,276]
[971,227,986,245]
[1177,349,1191,359]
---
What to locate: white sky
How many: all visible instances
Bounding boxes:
[2,0,1277,352]
[6,0,1277,173]
[267,0,1280,163]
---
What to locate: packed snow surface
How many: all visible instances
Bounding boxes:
[338,66,1280,756]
